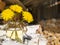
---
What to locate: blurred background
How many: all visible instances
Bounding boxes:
[0,0,60,24]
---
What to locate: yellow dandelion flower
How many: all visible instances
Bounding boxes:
[1,9,15,21]
[10,5,23,13]
[22,11,33,23]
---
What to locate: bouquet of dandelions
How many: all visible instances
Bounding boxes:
[1,4,33,42]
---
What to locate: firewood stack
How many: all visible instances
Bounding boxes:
[43,31,60,45]
[37,19,60,45]
[44,19,60,33]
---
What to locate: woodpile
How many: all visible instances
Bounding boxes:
[37,19,60,45]
[40,19,60,33]
[43,31,60,45]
